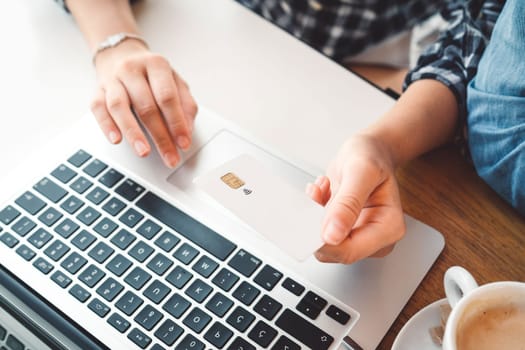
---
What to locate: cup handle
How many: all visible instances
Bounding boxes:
[444,266,479,308]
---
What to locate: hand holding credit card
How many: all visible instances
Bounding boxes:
[193,154,325,261]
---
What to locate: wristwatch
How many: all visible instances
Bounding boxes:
[92,32,148,65]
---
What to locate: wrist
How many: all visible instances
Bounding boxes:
[94,39,149,74]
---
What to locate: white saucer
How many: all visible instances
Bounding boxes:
[392,298,449,350]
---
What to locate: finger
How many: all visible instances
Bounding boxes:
[120,73,180,168]
[305,183,324,205]
[322,162,382,245]
[105,80,150,157]
[146,58,191,150]
[173,71,198,133]
[314,175,332,205]
[91,87,122,144]
[316,208,405,264]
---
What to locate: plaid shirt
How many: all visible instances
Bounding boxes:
[238,0,504,120]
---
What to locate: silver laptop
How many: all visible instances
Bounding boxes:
[0,2,444,350]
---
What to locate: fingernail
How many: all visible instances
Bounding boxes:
[134,140,148,156]
[314,176,324,186]
[323,220,345,245]
[176,136,190,150]
[108,131,119,144]
[164,152,179,168]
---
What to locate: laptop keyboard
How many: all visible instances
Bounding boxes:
[0,150,353,350]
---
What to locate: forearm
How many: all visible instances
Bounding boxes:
[363,79,459,167]
[66,0,140,50]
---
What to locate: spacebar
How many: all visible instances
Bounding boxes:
[275,309,334,350]
[136,192,237,261]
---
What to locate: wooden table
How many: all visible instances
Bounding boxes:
[349,64,525,349]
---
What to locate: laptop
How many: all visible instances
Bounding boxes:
[0,2,444,350]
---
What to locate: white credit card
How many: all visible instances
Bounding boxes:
[194,154,325,261]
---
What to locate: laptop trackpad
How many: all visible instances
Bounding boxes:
[167,129,315,193]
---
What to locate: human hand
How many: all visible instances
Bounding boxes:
[306,134,405,264]
[90,40,197,168]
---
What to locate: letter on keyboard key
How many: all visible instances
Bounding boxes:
[14,192,45,215]
[248,320,277,348]
[116,291,144,316]
[228,337,256,350]
[204,321,233,348]
[154,319,183,346]
[275,309,334,350]
[128,328,152,349]
[34,178,68,203]
[107,313,131,333]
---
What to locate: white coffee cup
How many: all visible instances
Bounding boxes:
[442,266,525,350]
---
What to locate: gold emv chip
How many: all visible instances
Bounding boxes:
[220,172,245,189]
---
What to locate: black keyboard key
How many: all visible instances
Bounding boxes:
[183,307,211,333]
[0,232,19,248]
[15,244,36,261]
[51,164,77,184]
[248,320,278,348]
[70,176,93,194]
[147,253,173,276]
[128,328,151,349]
[226,306,255,332]
[99,168,124,188]
[27,228,52,248]
[88,298,111,317]
[102,197,126,216]
[185,279,213,303]
[38,207,63,227]
[12,216,36,237]
[68,150,91,167]
[79,264,106,288]
[204,322,233,349]
[254,295,283,321]
[0,205,20,224]
[34,178,68,203]
[44,240,70,261]
[143,280,171,304]
[154,231,180,252]
[6,334,24,350]
[54,218,80,238]
[253,265,283,291]
[60,195,84,214]
[205,292,233,317]
[116,291,143,316]
[326,305,351,325]
[71,230,96,251]
[173,243,199,265]
[175,334,204,350]
[61,252,87,274]
[97,277,124,302]
[119,208,143,228]
[136,192,237,261]
[154,319,183,346]
[228,249,261,277]
[137,219,161,239]
[227,337,256,350]
[88,241,114,263]
[275,309,334,350]
[151,344,166,350]
[163,293,191,319]
[134,305,163,331]
[84,159,107,177]
[166,266,193,289]
[76,206,101,226]
[107,313,130,333]
[212,268,239,292]
[115,179,145,201]
[50,270,72,288]
[297,291,327,319]
[232,281,260,306]
[124,267,151,290]
[106,254,132,277]
[93,218,118,238]
[86,186,109,205]
[192,255,218,278]
[271,335,300,350]
[69,284,91,302]
[0,325,6,340]
[14,192,45,215]
[129,241,154,263]
[110,229,136,250]
[303,291,328,310]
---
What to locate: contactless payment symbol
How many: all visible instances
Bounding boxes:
[221,172,245,189]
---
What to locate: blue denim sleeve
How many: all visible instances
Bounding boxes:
[467,0,525,215]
